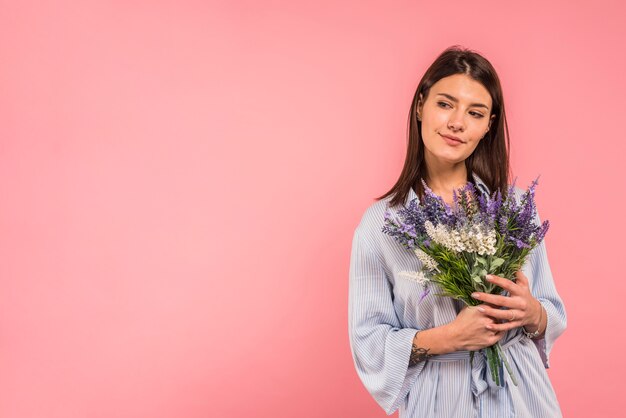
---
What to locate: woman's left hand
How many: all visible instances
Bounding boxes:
[470,270,542,333]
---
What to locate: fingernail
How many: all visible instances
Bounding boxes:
[471,293,480,299]
[477,307,485,312]
[486,324,493,330]
[486,275,494,280]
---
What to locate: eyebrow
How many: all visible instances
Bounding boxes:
[436,93,490,110]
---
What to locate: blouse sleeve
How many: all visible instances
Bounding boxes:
[348,227,426,415]
[526,209,567,368]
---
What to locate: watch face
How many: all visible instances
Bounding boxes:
[524,329,538,338]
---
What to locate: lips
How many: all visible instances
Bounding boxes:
[440,133,464,143]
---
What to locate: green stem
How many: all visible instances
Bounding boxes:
[486,346,500,386]
[495,342,518,386]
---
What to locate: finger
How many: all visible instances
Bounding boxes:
[486,321,523,332]
[471,292,519,308]
[515,270,530,287]
[485,274,519,293]
[492,330,506,340]
[477,306,519,322]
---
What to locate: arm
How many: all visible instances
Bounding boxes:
[408,329,446,366]
[521,298,547,339]
[348,228,425,415]
[524,209,567,367]
[410,306,507,366]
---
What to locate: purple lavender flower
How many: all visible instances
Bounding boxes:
[382,204,425,250]
[420,179,456,227]
[419,286,431,302]
[497,176,551,251]
[535,219,550,244]
[508,236,531,249]
[400,223,418,237]
[480,189,501,230]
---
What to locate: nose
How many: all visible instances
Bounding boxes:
[448,110,465,132]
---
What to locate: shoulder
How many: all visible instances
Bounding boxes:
[352,196,395,248]
[355,197,391,233]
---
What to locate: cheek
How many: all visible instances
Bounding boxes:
[466,138,485,155]
[425,111,449,126]
[469,124,488,141]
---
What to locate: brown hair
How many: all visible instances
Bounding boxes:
[377,45,512,208]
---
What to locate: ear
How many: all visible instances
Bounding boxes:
[487,114,495,130]
[416,93,424,119]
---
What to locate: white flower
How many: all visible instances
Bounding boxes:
[424,220,497,256]
[467,224,497,255]
[424,221,458,252]
[397,270,430,285]
[414,248,440,272]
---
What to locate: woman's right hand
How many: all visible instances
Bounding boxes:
[446,305,505,351]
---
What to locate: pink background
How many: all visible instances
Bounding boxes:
[1,1,624,417]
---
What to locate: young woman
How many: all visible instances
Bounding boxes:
[348,46,567,417]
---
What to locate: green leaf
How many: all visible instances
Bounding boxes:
[491,258,505,268]
[472,276,482,284]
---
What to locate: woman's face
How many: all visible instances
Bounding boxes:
[417,73,495,167]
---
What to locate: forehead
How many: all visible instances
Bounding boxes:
[430,74,492,108]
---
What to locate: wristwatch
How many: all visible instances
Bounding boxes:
[523,304,544,339]
[523,326,541,339]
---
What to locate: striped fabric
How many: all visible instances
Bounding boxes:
[348,172,567,417]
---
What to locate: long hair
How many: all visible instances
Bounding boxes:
[377,45,512,208]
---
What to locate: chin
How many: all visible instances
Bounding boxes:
[433,151,468,165]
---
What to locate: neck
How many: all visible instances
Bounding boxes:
[424,160,470,196]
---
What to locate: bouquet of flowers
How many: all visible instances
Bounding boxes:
[381,177,549,387]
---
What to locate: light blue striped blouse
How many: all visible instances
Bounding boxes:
[348,172,567,417]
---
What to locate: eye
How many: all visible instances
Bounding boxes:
[438,101,484,118]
